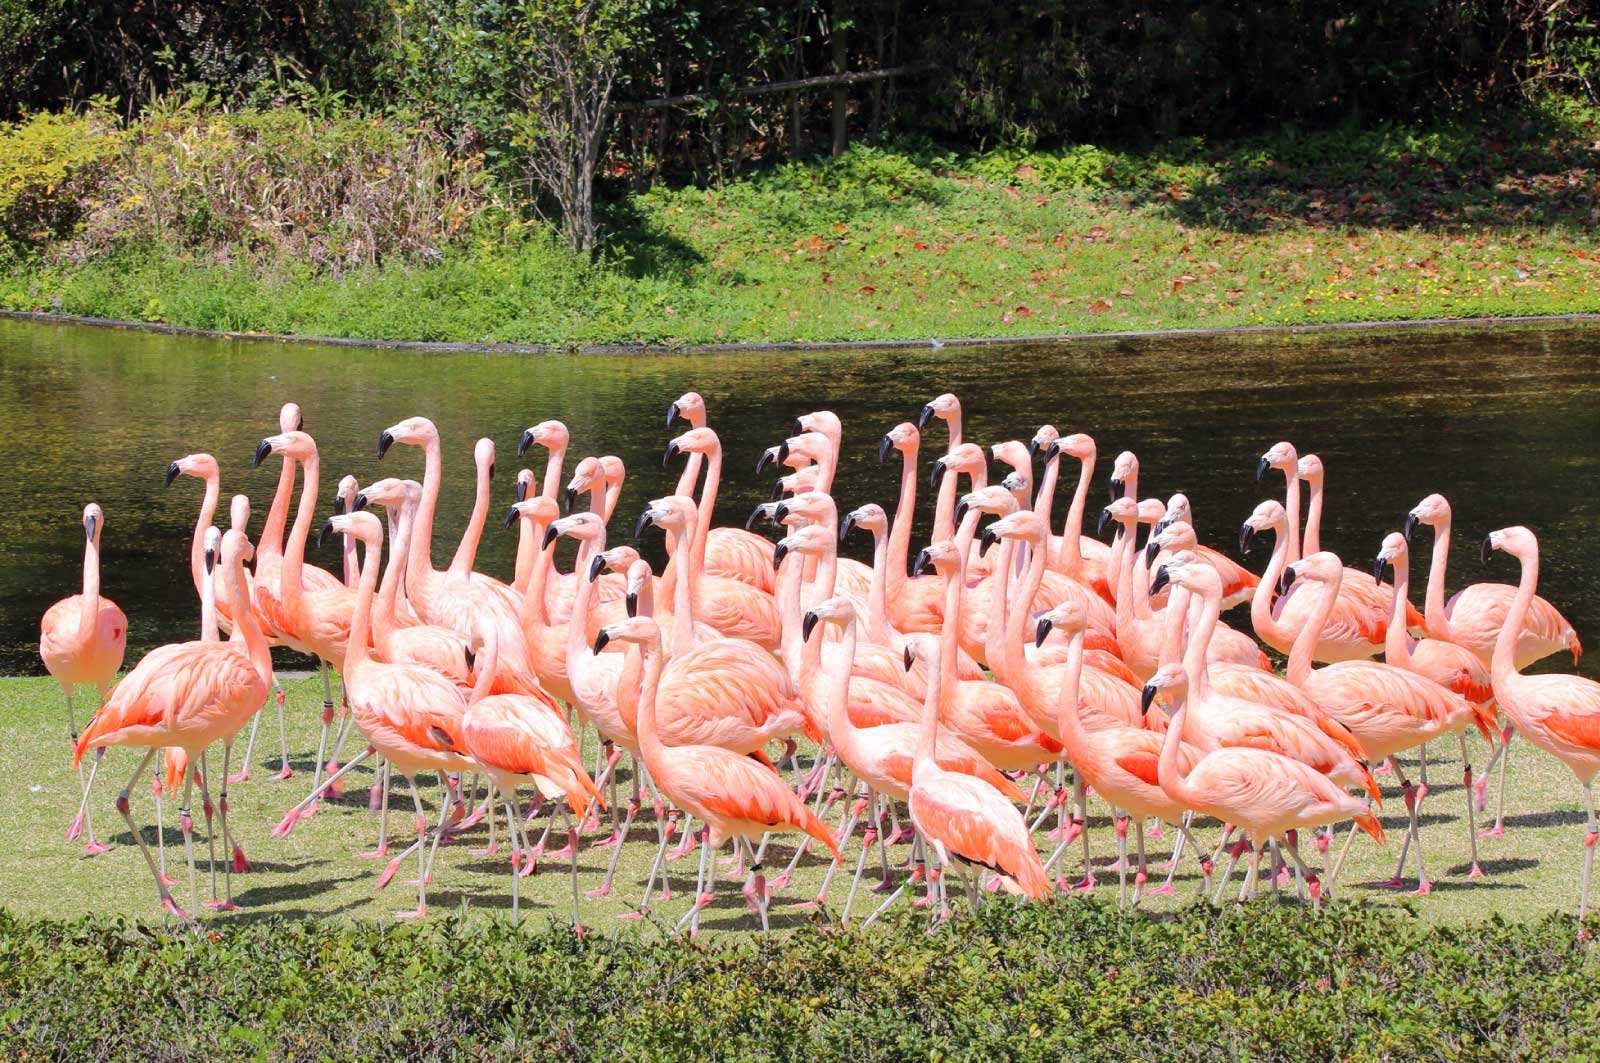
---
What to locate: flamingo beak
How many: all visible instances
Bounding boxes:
[517,429,535,457]
[1256,457,1270,481]
[978,527,998,558]
[954,498,970,524]
[1149,565,1171,597]
[352,491,370,512]
[772,543,789,571]
[1107,477,1124,502]
[516,477,530,502]
[663,440,680,468]
[1373,556,1388,583]
[317,518,335,549]
[1480,535,1494,564]
[770,480,790,501]
[913,548,932,576]
[774,503,791,525]
[755,447,777,476]
[204,546,215,574]
[592,630,611,655]
[929,460,946,488]
[1238,523,1255,557]
[84,513,98,542]
[1034,618,1053,648]
[903,646,914,672]
[564,485,577,512]
[626,592,638,617]
[1097,507,1112,536]
[164,461,180,488]
[666,401,680,427]
[634,511,654,539]
[1144,536,1160,568]
[333,495,347,516]
[502,505,520,531]
[542,524,560,550]
[1027,439,1040,460]
[464,646,475,672]
[792,417,804,436]
[1140,683,1158,715]
[839,514,857,543]
[802,610,820,642]
[878,434,893,464]
[377,430,394,460]
[1403,512,1419,542]
[589,555,606,582]
[917,404,935,431]
[745,504,769,530]
[252,439,272,468]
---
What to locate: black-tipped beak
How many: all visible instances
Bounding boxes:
[666,401,679,427]
[1034,617,1052,648]
[1144,537,1160,568]
[542,524,560,550]
[839,513,857,543]
[769,480,788,501]
[663,440,680,468]
[464,646,476,672]
[592,630,611,655]
[564,485,577,512]
[878,434,892,464]
[792,417,804,436]
[1277,570,1291,597]
[164,461,180,488]
[1140,683,1158,714]
[1238,523,1255,557]
[1108,477,1124,502]
[756,448,777,476]
[929,460,946,488]
[978,527,998,559]
[1403,512,1419,541]
[1373,556,1388,583]
[517,429,534,457]
[1284,563,1300,587]
[502,504,520,530]
[986,444,998,463]
[1027,439,1040,460]
[488,461,495,481]
[245,553,256,576]
[252,439,272,468]
[1480,535,1494,564]
[1097,507,1112,536]
[1256,457,1270,481]
[917,404,935,431]
[904,645,914,672]
[1046,441,1061,461]
[634,511,653,539]
[295,410,305,431]
[588,554,606,582]
[84,513,98,542]
[745,505,767,531]
[777,439,790,465]
[516,477,530,502]
[377,430,395,460]
[333,495,346,516]
[913,548,932,576]
[954,498,970,524]
[1149,564,1171,597]
[626,592,638,617]
[353,491,371,513]
[318,518,336,549]
[802,611,820,642]
[774,502,790,524]
[773,543,789,571]
[204,546,215,574]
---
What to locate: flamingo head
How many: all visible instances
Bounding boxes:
[1155,492,1192,534]
[1033,599,1087,648]
[802,594,858,642]
[593,615,661,656]
[319,511,382,551]
[1108,451,1138,501]
[1098,496,1139,538]
[472,438,496,481]
[794,410,841,443]
[221,527,256,572]
[1481,525,1537,565]
[589,544,635,584]
[1405,493,1451,541]
[666,391,705,428]
[278,402,304,433]
[80,502,105,545]
[1375,531,1409,583]
[331,475,360,516]
[353,476,407,513]
[917,392,960,432]
[623,558,653,616]
[1052,432,1095,463]
[1028,424,1060,459]
[566,456,601,511]
[202,526,222,574]
[1296,453,1324,486]
[1238,499,1288,556]
[228,494,251,534]
[635,495,695,541]
[774,466,820,500]
[517,419,568,458]
[984,510,1047,559]
[902,632,940,670]
[548,512,605,553]
[515,468,537,503]
[879,421,920,464]
[254,431,315,467]
[1258,440,1298,481]
[956,486,1016,532]
[913,539,962,579]
[840,502,887,542]
[165,452,218,489]
[1137,497,1167,528]
[1147,520,1197,568]
[774,524,833,571]
[1142,662,1188,715]
[1162,551,1218,601]
[989,439,1033,478]
[504,495,559,532]
[774,490,836,530]
[377,417,436,460]
[1284,550,1344,588]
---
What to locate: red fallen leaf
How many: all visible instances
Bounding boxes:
[1088,299,1112,313]
[1014,305,1032,317]
[1088,226,1108,236]
[807,235,824,250]
[857,285,876,295]
[1055,233,1065,248]
[913,242,928,250]
[1358,193,1375,203]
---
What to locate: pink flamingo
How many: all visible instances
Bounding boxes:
[1482,526,1600,921]
[1144,522,1269,670]
[74,528,270,918]
[334,476,362,587]
[1296,453,1419,623]
[666,393,779,590]
[40,502,126,854]
[878,421,948,634]
[647,494,780,650]
[594,615,840,938]
[917,393,964,542]
[1042,433,1114,604]
[1284,551,1495,894]
[446,437,521,615]
[1153,493,1259,608]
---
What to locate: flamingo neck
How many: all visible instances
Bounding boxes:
[1003,530,1049,684]
[1423,510,1453,640]
[77,530,103,642]
[601,476,623,523]
[513,508,538,595]
[936,556,964,731]
[777,552,805,680]
[984,535,1017,684]
[692,442,723,561]
[374,498,414,653]
[865,526,891,644]
[522,522,556,628]
[824,618,857,746]
[1033,450,1061,526]
[667,453,701,559]
[341,517,359,587]
[448,455,493,578]
[407,434,442,600]
[259,455,296,560]
[200,551,218,642]
[1131,528,1157,622]
[1282,466,1302,562]
[1180,581,1223,700]
[468,632,498,708]
[280,448,320,617]
[346,533,382,671]
[887,443,918,599]
[565,535,601,676]
[670,523,696,653]
[1251,524,1293,650]
[1493,546,1539,682]
[1157,585,1193,668]
[634,643,667,771]
[1112,523,1139,635]
[1287,567,1341,687]
[1157,704,1198,805]
[1302,477,1324,556]
[1059,454,1093,571]
[189,470,220,596]
[1384,553,1413,666]
[1052,627,1091,761]
[224,548,272,684]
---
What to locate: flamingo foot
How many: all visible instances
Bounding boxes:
[1480,824,1505,838]
[226,771,250,784]
[1072,875,1096,893]
[1145,883,1175,896]
[1315,833,1331,855]
[544,843,575,860]
[455,807,487,832]
[401,875,434,887]
[885,827,916,846]
[741,886,762,915]
[66,811,84,842]
[300,800,319,818]
[1373,877,1407,890]
[394,906,428,919]
[768,870,793,892]
[788,897,826,910]
[232,847,252,873]
[271,765,294,781]
[470,842,499,856]
[159,871,179,886]
[160,897,188,921]
[593,830,626,849]
[581,816,602,833]
[1277,866,1292,886]
[870,877,893,892]
[357,846,389,859]
[324,769,343,799]
[83,839,114,856]
[1375,760,1393,775]
[983,876,1003,893]
[375,857,403,890]
[615,910,647,920]
[1408,881,1434,897]
[518,856,537,878]
[583,885,612,898]
[1415,782,1430,804]
[1466,864,1486,879]
[1145,823,1164,840]
[202,899,240,912]
[271,808,301,837]
[695,890,714,910]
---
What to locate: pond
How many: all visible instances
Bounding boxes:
[1,316,1596,678]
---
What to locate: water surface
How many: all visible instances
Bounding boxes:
[2,317,1596,677]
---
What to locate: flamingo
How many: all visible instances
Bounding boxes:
[879,421,947,634]
[334,475,362,587]
[1144,521,1269,671]
[1295,452,1419,624]
[1152,493,1259,608]
[1482,526,1600,922]
[762,429,872,599]
[593,616,839,937]
[666,393,778,590]
[1040,433,1114,602]
[645,494,780,650]
[40,502,127,855]
[917,393,964,542]
[1284,551,1495,895]
[74,528,270,918]
[308,511,475,919]
[446,437,521,614]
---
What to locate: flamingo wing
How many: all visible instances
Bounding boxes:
[911,771,1050,899]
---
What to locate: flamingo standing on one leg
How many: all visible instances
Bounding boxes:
[1481,526,1600,924]
[593,616,840,938]
[41,503,126,855]
[73,528,271,918]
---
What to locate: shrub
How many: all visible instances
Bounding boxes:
[0,110,119,247]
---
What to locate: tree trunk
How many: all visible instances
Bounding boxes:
[831,3,849,156]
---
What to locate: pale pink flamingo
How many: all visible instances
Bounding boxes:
[1144,521,1270,671]
[462,621,600,928]
[1296,452,1419,623]
[1102,450,1140,602]
[1482,526,1600,921]
[41,502,126,854]
[667,392,780,590]
[1042,433,1115,604]
[594,615,840,937]
[879,421,948,634]
[646,494,780,650]
[446,437,521,615]
[918,393,964,542]
[505,494,583,703]
[1284,551,1495,894]
[1151,665,1384,907]
[334,475,361,587]
[74,528,270,918]
[764,429,872,599]
[1153,493,1259,608]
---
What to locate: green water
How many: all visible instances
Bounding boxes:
[1,317,1596,676]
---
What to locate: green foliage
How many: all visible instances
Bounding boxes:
[0,110,119,248]
[2,904,1598,1060]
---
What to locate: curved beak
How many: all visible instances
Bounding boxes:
[917,404,935,431]
[464,645,476,673]
[1027,439,1040,460]
[978,527,998,559]
[986,444,998,463]
[903,646,914,672]
[333,495,347,516]
[913,548,932,576]
[517,429,534,457]
[564,485,577,512]
[878,434,893,464]
[773,502,790,524]
[317,517,335,549]
[792,417,805,436]
[377,430,395,460]
[634,511,654,540]
[592,630,611,655]
[353,491,371,513]
[1255,456,1270,481]
[1238,523,1255,557]
[164,461,180,488]
[777,439,790,465]
[1046,441,1061,461]
[626,591,638,617]
[1284,562,1300,587]
[1097,507,1112,536]
[245,553,256,577]
[204,545,215,574]
[588,554,606,582]
[666,401,680,427]
[1480,534,1494,564]
[1403,512,1419,542]
[802,610,821,642]
[1107,477,1124,502]
[1140,683,1158,715]
[1373,556,1388,583]
[1144,536,1160,568]
[954,498,970,524]
[772,542,789,571]
[252,439,273,468]
[755,447,778,476]
[84,513,98,542]
[663,440,680,468]
[745,504,770,531]
[839,513,857,543]
[1149,564,1171,597]
[542,524,560,550]
[516,477,530,502]
[1034,617,1052,648]
[769,479,789,501]
[929,459,946,488]
[502,504,520,531]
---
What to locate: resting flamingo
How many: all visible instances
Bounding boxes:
[594,616,839,937]
[41,502,126,855]
[1482,526,1600,922]
[74,528,269,918]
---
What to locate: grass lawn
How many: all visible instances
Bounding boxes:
[3,671,1593,931]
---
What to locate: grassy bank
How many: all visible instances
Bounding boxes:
[3,104,1599,346]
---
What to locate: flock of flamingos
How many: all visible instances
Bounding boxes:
[37,392,1598,936]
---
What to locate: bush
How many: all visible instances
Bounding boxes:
[0,110,119,248]
[3,904,1598,1061]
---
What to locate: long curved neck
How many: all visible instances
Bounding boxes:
[540,444,566,507]
[1302,477,1323,555]
[77,532,102,640]
[259,457,296,560]
[522,523,556,628]
[281,448,320,615]
[224,552,272,684]
[1251,525,1294,648]
[189,472,220,595]
[601,477,624,523]
[1494,548,1539,681]
[347,536,381,671]
[1180,583,1223,699]
[692,443,723,559]
[1423,511,1453,639]
[777,554,805,678]
[449,456,493,578]
[1001,531,1048,683]
[374,499,414,650]
[1113,523,1138,634]
[200,553,218,641]
[408,435,443,597]
[635,645,667,771]
[1034,450,1061,525]
[468,633,498,708]
[565,537,601,674]
[513,508,538,594]
[865,526,891,643]
[1157,585,1193,668]
[1385,554,1412,665]
[1283,467,1302,562]
[1058,455,1094,571]
[937,560,964,719]
[667,455,700,559]
[825,619,858,745]
[1052,627,1091,762]
[984,536,1018,683]
[1287,571,1341,687]
[915,643,944,775]
[342,518,359,587]
[887,443,918,600]
[671,524,696,652]
[1157,704,1200,805]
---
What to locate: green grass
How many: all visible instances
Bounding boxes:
[4,105,1600,346]
[3,673,1596,930]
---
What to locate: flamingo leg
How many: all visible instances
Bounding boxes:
[273,686,292,780]
[1484,727,1514,836]
[841,794,882,925]
[217,740,248,895]
[1213,837,1247,905]
[394,779,430,918]
[859,841,916,929]
[233,701,262,783]
[177,772,199,917]
[199,752,221,909]
[1237,840,1262,903]
[1458,732,1484,877]
[272,747,374,835]
[304,662,337,812]
[361,761,392,858]
[1579,781,1597,925]
[503,797,526,924]
[1387,764,1432,895]
[115,749,185,919]
[323,696,356,797]
[1131,820,1147,907]
[1327,819,1362,896]
[741,841,770,939]
[1178,822,1212,897]
[590,795,639,898]
[1115,815,1130,909]
[689,827,715,939]
[1284,837,1323,912]
[631,809,679,918]
[153,764,175,886]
